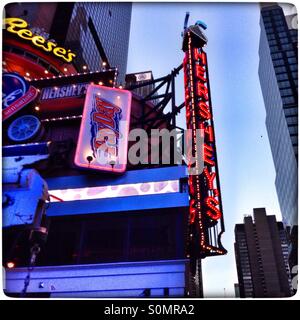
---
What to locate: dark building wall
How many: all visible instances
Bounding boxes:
[267,218,291,296]
[243,216,265,297]
[235,208,292,297]
[49,3,75,44]
[4,3,58,32]
[234,227,254,298]
[253,210,282,296]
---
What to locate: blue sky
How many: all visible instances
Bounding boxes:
[127,2,282,297]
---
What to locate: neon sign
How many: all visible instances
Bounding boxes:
[40,83,89,101]
[183,25,226,257]
[4,18,76,63]
[75,85,132,173]
[2,72,38,121]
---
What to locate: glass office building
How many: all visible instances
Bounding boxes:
[258,4,298,228]
[64,2,132,82]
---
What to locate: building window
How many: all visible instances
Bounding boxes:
[278,32,288,38]
[280,88,293,96]
[282,44,293,50]
[277,73,289,81]
[275,20,285,27]
[286,116,298,126]
[292,72,298,79]
[273,14,283,21]
[290,64,298,71]
[262,11,270,17]
[286,51,295,58]
[282,96,295,104]
[278,81,291,89]
[288,57,297,64]
[276,26,285,32]
[275,66,286,73]
[273,59,285,67]
[289,29,297,37]
[288,125,298,135]
[264,22,272,28]
[284,107,297,116]
[280,38,289,44]
[267,33,276,40]
[270,46,279,53]
[291,135,298,145]
[272,52,283,59]
[269,39,277,46]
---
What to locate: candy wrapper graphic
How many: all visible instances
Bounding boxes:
[90,95,122,163]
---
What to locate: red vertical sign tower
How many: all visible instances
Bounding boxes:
[183,22,227,258]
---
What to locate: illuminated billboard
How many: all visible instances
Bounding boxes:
[38,83,89,113]
[2,72,38,121]
[75,85,132,173]
[29,70,117,115]
[4,17,76,63]
[183,22,227,257]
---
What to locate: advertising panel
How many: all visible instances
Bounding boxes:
[75,85,132,173]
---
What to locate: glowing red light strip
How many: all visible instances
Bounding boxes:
[184,32,225,256]
[185,33,206,248]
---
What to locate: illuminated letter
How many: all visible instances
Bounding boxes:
[204,125,214,142]
[93,97,121,130]
[17,29,32,40]
[64,51,76,63]
[53,47,67,59]
[203,144,215,166]
[198,101,211,120]
[32,35,46,47]
[205,197,221,220]
[44,41,57,52]
[195,64,206,82]
[196,82,208,100]
[203,167,216,189]
[200,124,214,142]
[4,17,28,33]
[193,48,206,66]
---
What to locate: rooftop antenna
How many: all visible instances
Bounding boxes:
[182,12,190,37]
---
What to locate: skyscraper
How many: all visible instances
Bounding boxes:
[63,2,132,82]
[258,4,297,229]
[234,208,292,298]
[4,2,132,82]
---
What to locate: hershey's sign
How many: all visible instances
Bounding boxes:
[40,83,89,101]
